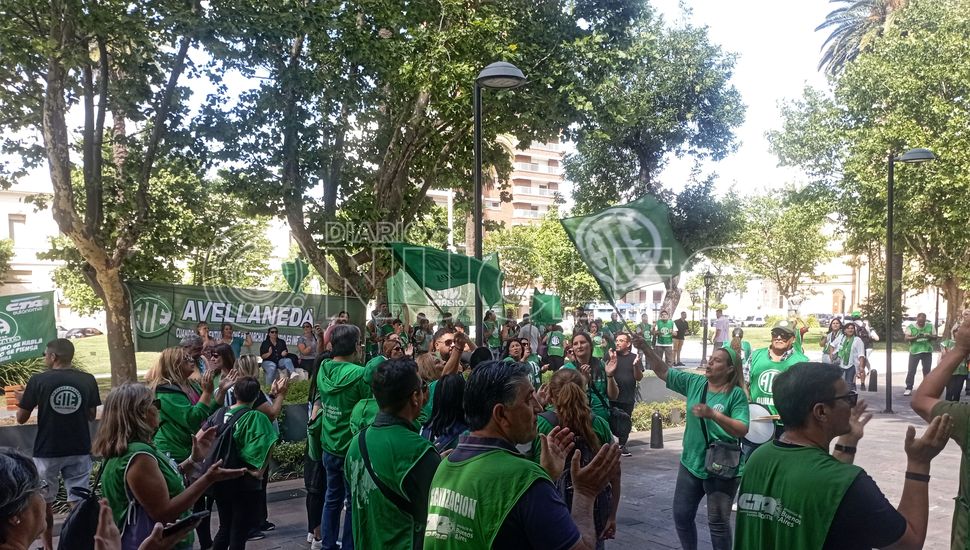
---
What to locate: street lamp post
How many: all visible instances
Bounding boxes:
[473,62,526,345]
[884,147,936,413]
[702,270,714,365]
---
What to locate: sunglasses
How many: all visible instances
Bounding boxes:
[818,391,858,408]
[269,330,278,334]
[770,331,794,340]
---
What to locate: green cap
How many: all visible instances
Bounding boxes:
[771,320,796,336]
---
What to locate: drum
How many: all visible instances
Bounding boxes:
[744,403,776,445]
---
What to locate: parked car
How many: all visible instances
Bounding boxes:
[741,316,766,327]
[56,325,68,339]
[65,327,103,339]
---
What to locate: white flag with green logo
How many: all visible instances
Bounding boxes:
[560,195,686,304]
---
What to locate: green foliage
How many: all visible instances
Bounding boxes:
[269,440,305,480]
[484,225,541,306]
[858,288,906,337]
[805,315,821,329]
[283,380,312,405]
[738,187,834,303]
[816,0,904,77]
[0,239,13,285]
[685,269,750,306]
[631,399,687,430]
[0,357,45,387]
[764,315,786,329]
[532,212,602,309]
[686,320,701,336]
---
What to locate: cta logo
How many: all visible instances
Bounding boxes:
[134,296,174,337]
[5,297,50,314]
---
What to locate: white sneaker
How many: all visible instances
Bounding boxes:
[310,540,323,550]
[903,389,912,396]
[307,533,314,543]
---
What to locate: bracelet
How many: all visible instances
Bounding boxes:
[905,471,931,482]
[834,444,856,454]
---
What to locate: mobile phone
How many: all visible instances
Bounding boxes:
[162,511,210,537]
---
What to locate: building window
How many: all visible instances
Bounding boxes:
[7,214,25,244]
[5,270,30,284]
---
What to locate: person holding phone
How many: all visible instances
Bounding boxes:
[92,384,246,550]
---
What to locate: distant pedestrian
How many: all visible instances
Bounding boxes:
[836,322,867,392]
[16,338,100,550]
[820,318,844,365]
[904,313,936,396]
[711,310,730,351]
[673,312,689,366]
[542,324,567,372]
[483,310,501,360]
[589,321,606,360]
[653,310,677,366]
[519,314,541,353]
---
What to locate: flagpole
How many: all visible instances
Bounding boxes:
[419,286,447,319]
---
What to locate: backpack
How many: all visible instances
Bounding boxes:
[853,321,874,349]
[203,406,262,491]
[57,463,104,550]
[539,411,612,537]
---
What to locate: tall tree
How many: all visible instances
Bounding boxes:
[484,225,540,306]
[816,0,907,77]
[195,0,644,310]
[738,188,834,308]
[0,0,203,383]
[774,0,970,336]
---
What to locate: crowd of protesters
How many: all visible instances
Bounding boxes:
[8,304,970,550]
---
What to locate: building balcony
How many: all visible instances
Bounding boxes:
[513,209,546,219]
[514,162,562,176]
[512,185,558,198]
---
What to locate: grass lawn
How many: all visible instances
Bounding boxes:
[687,326,913,353]
[72,335,159,377]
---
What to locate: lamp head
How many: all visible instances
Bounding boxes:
[476,61,527,90]
[896,148,936,163]
[704,270,715,288]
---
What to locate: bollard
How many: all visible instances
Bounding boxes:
[650,410,664,449]
[868,370,877,393]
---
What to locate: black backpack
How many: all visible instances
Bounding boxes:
[57,463,104,550]
[539,411,612,537]
[203,406,262,491]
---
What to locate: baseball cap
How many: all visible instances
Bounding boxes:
[770,320,796,337]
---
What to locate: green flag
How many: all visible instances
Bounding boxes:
[560,195,685,304]
[0,291,57,364]
[387,243,504,307]
[530,290,562,325]
[387,252,502,325]
[282,258,309,293]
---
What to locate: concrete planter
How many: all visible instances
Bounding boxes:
[0,421,100,456]
[279,403,308,442]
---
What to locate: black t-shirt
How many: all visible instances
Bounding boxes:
[772,442,907,548]
[260,338,288,363]
[674,319,689,340]
[20,368,101,457]
[612,351,640,404]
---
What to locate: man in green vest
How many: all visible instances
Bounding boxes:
[345,358,440,550]
[653,310,677,366]
[542,324,566,371]
[424,361,620,549]
[904,312,937,396]
[736,362,951,550]
[912,315,970,549]
[605,312,625,350]
[317,324,372,550]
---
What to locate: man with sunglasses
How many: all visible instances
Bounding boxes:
[736,362,952,550]
[744,321,809,457]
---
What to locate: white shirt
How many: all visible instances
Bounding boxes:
[714,317,731,341]
[519,323,541,352]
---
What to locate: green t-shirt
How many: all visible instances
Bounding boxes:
[345,419,438,550]
[562,361,610,422]
[606,321,626,336]
[484,321,501,348]
[931,400,970,549]
[532,408,613,464]
[418,379,439,426]
[101,442,192,549]
[655,320,675,346]
[908,323,935,355]
[153,385,219,462]
[425,449,549,548]
[666,369,749,479]
[735,443,861,550]
[940,339,969,376]
[591,335,605,359]
[636,322,652,337]
[223,405,278,469]
[748,347,810,417]
[546,331,565,357]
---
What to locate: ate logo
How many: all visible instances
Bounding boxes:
[49,386,83,414]
[757,370,781,395]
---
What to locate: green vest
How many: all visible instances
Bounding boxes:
[484,321,501,348]
[101,442,192,549]
[637,322,652,336]
[345,421,435,550]
[424,449,549,549]
[735,443,861,550]
[908,323,934,354]
[748,348,810,417]
[547,331,565,357]
[656,320,675,346]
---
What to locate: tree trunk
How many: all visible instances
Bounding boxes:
[661,275,681,316]
[941,278,966,339]
[891,251,905,339]
[97,268,137,385]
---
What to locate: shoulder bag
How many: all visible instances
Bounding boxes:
[699,384,741,480]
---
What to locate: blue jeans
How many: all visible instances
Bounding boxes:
[262,357,295,385]
[321,452,353,550]
[672,464,740,550]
